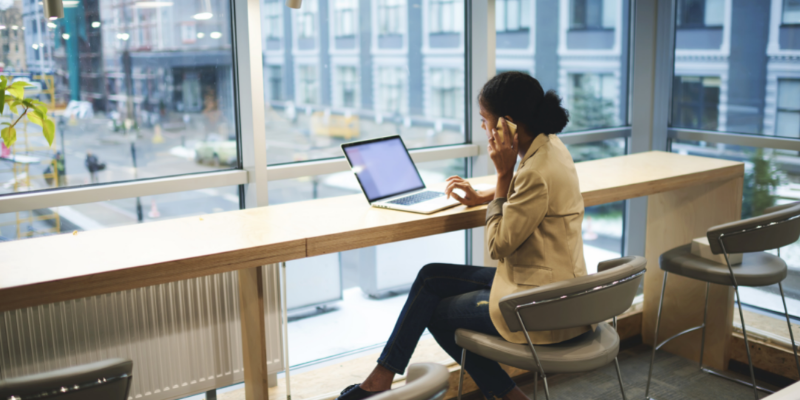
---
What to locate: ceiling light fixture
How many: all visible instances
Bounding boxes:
[210,31,221,39]
[62,33,69,39]
[91,21,101,28]
[134,1,173,8]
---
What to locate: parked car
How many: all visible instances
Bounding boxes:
[195,134,237,166]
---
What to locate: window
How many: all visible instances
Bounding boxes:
[269,65,283,101]
[571,0,616,30]
[265,0,283,39]
[335,66,358,108]
[566,73,619,131]
[0,0,237,196]
[429,0,463,34]
[676,0,724,28]
[334,0,358,37]
[429,68,463,119]
[298,65,318,105]
[671,76,721,131]
[777,79,800,138]
[786,0,800,24]
[496,0,531,32]
[377,67,406,114]
[297,0,318,39]
[378,0,404,35]
[261,0,465,166]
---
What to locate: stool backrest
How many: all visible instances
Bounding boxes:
[0,358,132,400]
[370,363,449,400]
[499,256,646,332]
[707,202,800,255]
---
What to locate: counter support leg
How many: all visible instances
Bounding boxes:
[238,266,270,400]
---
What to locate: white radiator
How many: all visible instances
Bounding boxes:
[0,265,285,400]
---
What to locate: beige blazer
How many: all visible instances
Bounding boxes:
[486,133,590,345]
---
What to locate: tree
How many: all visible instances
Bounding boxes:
[742,147,782,218]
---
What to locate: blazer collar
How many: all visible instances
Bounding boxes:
[521,133,550,164]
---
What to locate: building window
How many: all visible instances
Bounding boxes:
[378,0,404,35]
[265,0,283,39]
[429,68,463,119]
[297,0,317,39]
[429,0,463,34]
[571,0,616,30]
[777,79,800,138]
[335,66,358,108]
[269,65,283,101]
[334,0,357,37]
[377,66,405,114]
[671,76,720,131]
[566,73,617,131]
[784,0,800,24]
[298,65,318,105]
[676,0,724,28]
[181,23,196,44]
[496,0,531,32]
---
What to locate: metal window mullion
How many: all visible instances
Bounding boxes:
[0,170,248,214]
[668,128,800,152]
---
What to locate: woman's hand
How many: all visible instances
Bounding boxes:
[487,117,518,179]
[444,176,494,206]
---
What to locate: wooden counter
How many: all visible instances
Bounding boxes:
[0,151,744,400]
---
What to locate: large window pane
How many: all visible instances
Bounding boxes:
[262,0,466,166]
[498,0,630,133]
[268,158,468,368]
[0,0,237,196]
[670,0,800,139]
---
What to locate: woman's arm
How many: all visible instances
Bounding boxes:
[444,176,495,206]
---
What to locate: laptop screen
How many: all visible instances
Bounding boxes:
[342,136,425,203]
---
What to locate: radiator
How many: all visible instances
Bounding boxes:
[0,265,285,400]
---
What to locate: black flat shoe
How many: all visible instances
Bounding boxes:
[336,384,386,400]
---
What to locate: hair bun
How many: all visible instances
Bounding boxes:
[534,90,570,134]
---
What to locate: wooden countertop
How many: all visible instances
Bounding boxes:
[0,151,743,312]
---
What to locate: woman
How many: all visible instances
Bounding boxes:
[337,72,588,400]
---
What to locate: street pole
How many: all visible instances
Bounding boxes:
[130,141,143,222]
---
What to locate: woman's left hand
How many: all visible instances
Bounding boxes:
[487,117,518,178]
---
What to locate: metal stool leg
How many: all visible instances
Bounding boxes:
[645,271,668,399]
[699,282,710,369]
[614,357,627,400]
[533,371,538,400]
[734,285,760,400]
[779,282,800,379]
[457,348,466,400]
[542,375,550,400]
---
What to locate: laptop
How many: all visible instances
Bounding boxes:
[341,135,461,214]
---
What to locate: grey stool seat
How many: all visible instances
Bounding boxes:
[371,363,449,400]
[454,256,646,400]
[456,322,619,374]
[0,358,133,400]
[660,244,787,287]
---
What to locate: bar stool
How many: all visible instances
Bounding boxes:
[371,363,449,400]
[645,203,800,400]
[455,256,646,400]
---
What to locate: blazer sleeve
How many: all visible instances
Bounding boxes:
[485,169,548,260]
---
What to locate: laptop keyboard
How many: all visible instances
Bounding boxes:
[387,191,445,206]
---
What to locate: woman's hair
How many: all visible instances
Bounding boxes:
[478,72,569,136]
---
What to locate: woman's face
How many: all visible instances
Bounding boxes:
[479,101,500,138]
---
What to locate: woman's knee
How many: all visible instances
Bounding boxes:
[416,263,446,281]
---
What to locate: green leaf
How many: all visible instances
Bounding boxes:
[27,111,43,126]
[0,89,5,115]
[6,86,23,100]
[1,126,16,147]
[21,99,33,108]
[9,81,31,89]
[43,119,55,146]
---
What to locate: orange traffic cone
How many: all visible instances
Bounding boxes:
[583,216,598,241]
[148,199,161,218]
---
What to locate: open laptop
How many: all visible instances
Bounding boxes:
[341,135,461,214]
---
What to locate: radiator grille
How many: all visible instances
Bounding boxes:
[0,265,284,400]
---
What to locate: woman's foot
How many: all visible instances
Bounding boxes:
[336,365,395,400]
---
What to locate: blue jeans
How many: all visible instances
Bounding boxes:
[377,263,516,399]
